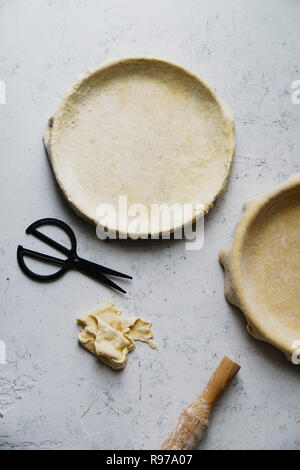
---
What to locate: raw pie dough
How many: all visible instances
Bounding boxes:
[77,300,157,369]
[44,57,235,237]
[220,175,300,361]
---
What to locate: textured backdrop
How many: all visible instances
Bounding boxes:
[0,0,299,450]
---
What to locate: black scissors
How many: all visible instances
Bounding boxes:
[17,218,132,294]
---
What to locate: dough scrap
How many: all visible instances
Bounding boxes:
[219,174,300,362]
[77,300,157,369]
[44,57,235,237]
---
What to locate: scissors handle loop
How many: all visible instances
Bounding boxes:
[26,218,77,256]
[17,245,67,281]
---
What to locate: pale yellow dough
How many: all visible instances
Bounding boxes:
[44,57,235,237]
[77,300,157,369]
[219,174,300,362]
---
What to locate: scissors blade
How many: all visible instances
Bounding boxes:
[82,269,127,294]
[98,275,127,294]
[98,266,132,279]
[78,258,132,279]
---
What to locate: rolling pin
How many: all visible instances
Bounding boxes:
[160,356,240,450]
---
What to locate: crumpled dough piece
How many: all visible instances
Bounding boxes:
[77,300,157,369]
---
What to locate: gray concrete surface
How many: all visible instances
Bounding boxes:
[1,0,300,450]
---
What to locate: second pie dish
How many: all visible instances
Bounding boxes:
[220,174,300,361]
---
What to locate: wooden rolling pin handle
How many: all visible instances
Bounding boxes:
[201,356,241,408]
[160,356,240,450]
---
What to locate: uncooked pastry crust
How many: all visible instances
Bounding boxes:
[44,57,235,237]
[77,300,157,369]
[219,174,300,361]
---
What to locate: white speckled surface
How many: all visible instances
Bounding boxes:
[1,0,300,450]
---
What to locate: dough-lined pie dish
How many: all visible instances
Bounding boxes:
[220,174,300,362]
[44,57,235,237]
